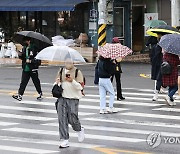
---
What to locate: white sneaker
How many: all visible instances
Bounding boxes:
[164,96,174,106]
[100,109,108,114]
[78,127,85,142]
[152,90,158,101]
[175,96,180,100]
[152,94,158,101]
[107,107,119,113]
[173,102,177,106]
[159,88,166,94]
[59,140,69,148]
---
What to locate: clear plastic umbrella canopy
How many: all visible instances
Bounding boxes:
[35,46,86,63]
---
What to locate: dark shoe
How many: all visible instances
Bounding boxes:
[37,93,43,100]
[12,95,22,101]
[117,97,125,101]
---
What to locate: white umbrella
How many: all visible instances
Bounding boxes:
[35,46,86,63]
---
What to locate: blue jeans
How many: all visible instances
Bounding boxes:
[168,85,178,101]
[99,78,115,110]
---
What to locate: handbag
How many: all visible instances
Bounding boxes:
[52,84,63,98]
[52,68,64,98]
[161,61,172,75]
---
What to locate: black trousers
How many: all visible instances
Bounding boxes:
[111,73,123,99]
[18,70,42,96]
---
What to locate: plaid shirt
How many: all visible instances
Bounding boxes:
[162,53,180,87]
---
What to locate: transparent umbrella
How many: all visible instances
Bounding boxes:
[35,46,86,63]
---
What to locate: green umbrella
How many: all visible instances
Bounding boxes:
[144,20,167,28]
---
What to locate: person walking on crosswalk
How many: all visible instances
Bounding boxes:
[55,59,85,148]
[98,56,118,114]
[111,37,125,101]
[12,37,43,101]
[162,52,180,106]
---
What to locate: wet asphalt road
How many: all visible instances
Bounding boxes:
[0,63,180,154]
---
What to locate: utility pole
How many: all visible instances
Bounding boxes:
[171,0,180,27]
[98,0,107,46]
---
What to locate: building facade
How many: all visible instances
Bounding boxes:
[0,0,179,52]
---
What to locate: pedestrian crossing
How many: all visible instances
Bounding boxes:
[0,86,180,153]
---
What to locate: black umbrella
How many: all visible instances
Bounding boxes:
[14,31,53,50]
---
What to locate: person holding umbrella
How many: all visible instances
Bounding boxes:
[159,34,180,106]
[150,33,166,101]
[97,41,133,114]
[55,58,85,148]
[98,56,117,114]
[12,36,43,101]
[35,45,86,148]
[111,37,125,101]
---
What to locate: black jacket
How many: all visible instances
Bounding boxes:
[19,43,41,71]
[150,44,163,80]
[98,57,115,78]
[114,61,122,74]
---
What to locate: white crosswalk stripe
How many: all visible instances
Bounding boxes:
[0,145,58,154]
[2,127,145,143]
[120,112,180,120]
[0,87,180,153]
[42,123,180,137]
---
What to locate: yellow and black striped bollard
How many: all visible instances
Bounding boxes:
[98,24,106,46]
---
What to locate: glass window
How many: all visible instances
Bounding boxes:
[114,7,124,38]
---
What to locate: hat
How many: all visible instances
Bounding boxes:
[112,37,120,43]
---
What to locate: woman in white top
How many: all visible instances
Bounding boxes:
[55,59,85,148]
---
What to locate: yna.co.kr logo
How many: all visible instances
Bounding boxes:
[146,132,162,148]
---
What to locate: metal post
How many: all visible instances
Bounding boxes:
[171,0,180,26]
[98,0,107,46]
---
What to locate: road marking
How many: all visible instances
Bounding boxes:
[13,100,129,111]
[84,118,180,129]
[0,145,58,154]
[0,135,101,149]
[3,127,145,143]
[0,122,19,126]
[84,94,180,103]
[81,98,163,107]
[153,107,180,112]
[94,147,152,154]
[0,105,95,116]
[0,113,55,121]
[140,73,151,79]
[42,123,180,137]
[120,112,180,120]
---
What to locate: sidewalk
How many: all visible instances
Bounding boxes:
[0,58,21,65]
[0,58,64,66]
[0,54,150,66]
